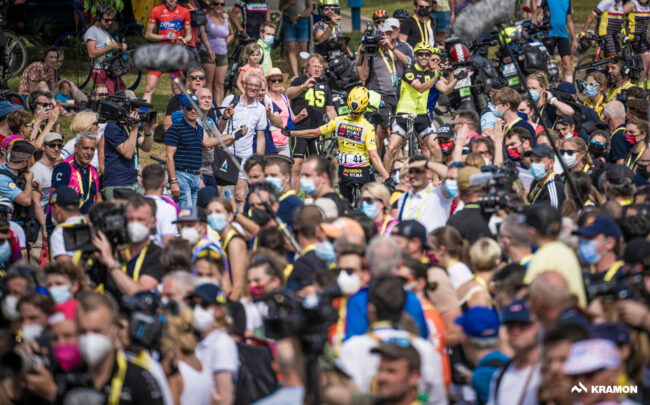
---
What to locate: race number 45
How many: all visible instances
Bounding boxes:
[304,88,326,107]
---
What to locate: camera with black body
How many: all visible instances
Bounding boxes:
[0,349,49,378]
[121,291,167,353]
[583,263,650,304]
[361,22,382,57]
[473,162,522,214]
[63,202,128,253]
[89,95,156,125]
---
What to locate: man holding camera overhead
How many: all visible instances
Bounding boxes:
[101,90,154,201]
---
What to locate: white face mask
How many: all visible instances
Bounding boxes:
[337,271,361,296]
[1,295,19,321]
[78,332,112,367]
[193,305,215,332]
[181,227,200,245]
[22,324,44,341]
[194,277,219,287]
[561,152,579,168]
[127,222,151,243]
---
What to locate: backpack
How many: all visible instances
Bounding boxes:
[234,340,278,405]
[0,169,38,243]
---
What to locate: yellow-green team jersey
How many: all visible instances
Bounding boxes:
[319,115,377,168]
[396,64,437,115]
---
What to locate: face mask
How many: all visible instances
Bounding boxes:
[529,90,540,102]
[127,222,150,243]
[638,164,650,180]
[417,6,430,16]
[194,277,219,286]
[300,177,317,195]
[250,208,271,226]
[337,271,361,296]
[507,147,522,160]
[488,102,498,113]
[263,35,274,46]
[1,295,19,320]
[49,285,72,304]
[578,239,601,265]
[249,284,266,299]
[207,213,228,232]
[54,343,82,371]
[393,170,401,184]
[314,241,336,263]
[78,332,112,367]
[444,179,459,198]
[193,305,215,332]
[589,142,606,158]
[440,141,455,155]
[493,108,504,119]
[530,162,548,180]
[0,241,11,263]
[585,85,598,98]
[561,152,578,168]
[361,201,379,219]
[625,132,638,146]
[22,324,44,341]
[265,177,283,193]
[181,227,200,245]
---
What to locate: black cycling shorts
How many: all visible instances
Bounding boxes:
[370,94,397,129]
[632,38,650,55]
[543,37,571,57]
[338,165,373,202]
[290,137,319,159]
[392,114,434,139]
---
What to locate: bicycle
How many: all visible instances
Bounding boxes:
[393,113,426,159]
[0,0,27,78]
[573,30,636,82]
[0,30,27,108]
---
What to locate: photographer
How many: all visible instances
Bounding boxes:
[84,4,127,95]
[447,166,493,244]
[92,197,163,298]
[527,144,565,209]
[607,58,635,102]
[313,0,345,55]
[398,0,436,47]
[49,187,86,263]
[102,93,154,200]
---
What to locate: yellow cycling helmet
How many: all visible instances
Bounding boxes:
[498,26,518,44]
[413,42,435,54]
[347,86,369,114]
[319,0,340,7]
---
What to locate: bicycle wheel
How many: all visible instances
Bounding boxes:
[573,54,596,83]
[4,31,27,77]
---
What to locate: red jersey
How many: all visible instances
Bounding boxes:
[149,4,191,45]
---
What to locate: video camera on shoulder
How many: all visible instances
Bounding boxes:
[472,162,522,214]
[63,202,128,253]
[89,93,157,125]
[121,291,167,353]
[362,22,382,57]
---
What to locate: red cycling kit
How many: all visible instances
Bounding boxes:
[148,4,191,77]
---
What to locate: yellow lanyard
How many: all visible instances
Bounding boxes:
[300,244,316,256]
[378,48,396,75]
[505,117,522,135]
[75,166,93,204]
[582,163,592,173]
[404,183,434,221]
[279,189,296,202]
[415,18,431,45]
[584,199,594,206]
[333,296,348,356]
[379,214,392,234]
[620,198,634,206]
[529,173,555,204]
[603,260,624,282]
[535,106,545,125]
[221,228,238,256]
[625,143,647,171]
[122,240,151,282]
[109,351,128,405]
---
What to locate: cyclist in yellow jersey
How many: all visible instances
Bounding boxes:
[606,59,635,102]
[283,87,395,201]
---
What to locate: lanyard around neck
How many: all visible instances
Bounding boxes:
[378,48,396,75]
[123,240,151,282]
[403,183,434,221]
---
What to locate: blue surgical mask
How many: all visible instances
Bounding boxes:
[263,35,274,46]
[493,108,503,119]
[207,213,228,232]
[49,285,72,304]
[585,85,598,98]
[444,179,459,198]
[530,162,548,180]
[300,178,317,195]
[265,177,283,193]
[0,241,11,263]
[529,90,540,102]
[361,201,379,219]
[314,241,336,263]
[578,239,601,265]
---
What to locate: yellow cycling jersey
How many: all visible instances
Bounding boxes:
[584,94,606,118]
[396,64,438,115]
[607,81,635,102]
[596,0,624,36]
[320,114,377,168]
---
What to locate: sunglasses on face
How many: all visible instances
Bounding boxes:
[269,78,283,84]
[190,75,205,80]
[431,57,441,63]
[361,197,379,204]
[213,2,225,5]
[560,149,578,156]
[102,18,114,22]
[184,105,194,111]
[46,143,63,149]
[416,52,432,58]
[590,140,605,146]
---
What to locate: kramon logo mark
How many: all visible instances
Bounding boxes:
[571,382,638,394]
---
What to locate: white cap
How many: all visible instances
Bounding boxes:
[43,132,64,143]
[385,17,400,29]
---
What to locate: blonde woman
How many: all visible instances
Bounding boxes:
[457,237,500,309]
[582,71,608,118]
[360,182,399,235]
[560,137,592,175]
[526,72,574,125]
[162,305,212,405]
[62,110,101,171]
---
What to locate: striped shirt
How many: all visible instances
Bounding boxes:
[165,118,204,170]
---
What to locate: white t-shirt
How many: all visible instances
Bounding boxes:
[195,328,239,383]
[178,360,213,405]
[447,261,473,290]
[396,184,453,234]
[9,221,25,250]
[30,161,53,207]
[488,362,541,405]
[146,195,178,247]
[50,216,86,259]
[61,124,105,170]
[221,95,267,172]
[336,327,448,405]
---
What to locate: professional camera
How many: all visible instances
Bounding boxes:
[63,202,128,253]
[89,95,156,125]
[472,162,522,214]
[361,22,382,57]
[121,291,166,353]
[583,261,650,304]
[0,349,49,378]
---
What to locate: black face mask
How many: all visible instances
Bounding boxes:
[250,207,271,226]
[588,143,606,158]
[417,6,430,16]
[638,164,650,180]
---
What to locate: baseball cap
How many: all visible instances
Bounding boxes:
[174,206,207,223]
[385,17,400,29]
[391,220,429,248]
[489,77,507,91]
[180,93,199,109]
[190,283,227,305]
[563,338,620,375]
[556,114,575,126]
[0,101,22,118]
[43,132,64,144]
[314,198,338,219]
[528,144,554,159]
[370,339,421,370]
[457,166,483,193]
[436,124,454,139]
[573,215,622,241]
[606,164,635,185]
[196,186,220,209]
[590,322,630,346]
[556,82,577,95]
[500,298,531,323]
[320,217,364,240]
[455,306,500,339]
[11,140,35,155]
[49,186,80,207]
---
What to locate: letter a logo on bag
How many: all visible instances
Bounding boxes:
[220,160,228,172]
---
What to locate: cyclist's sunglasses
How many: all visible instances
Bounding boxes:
[416,52,432,57]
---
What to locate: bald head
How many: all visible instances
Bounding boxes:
[603,101,625,123]
[529,272,573,324]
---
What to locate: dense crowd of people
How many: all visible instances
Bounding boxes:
[0,0,649,404]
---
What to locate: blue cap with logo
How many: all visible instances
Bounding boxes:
[180,93,199,109]
[573,215,622,242]
[191,283,227,305]
[500,298,531,323]
[49,186,80,207]
[455,306,500,338]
